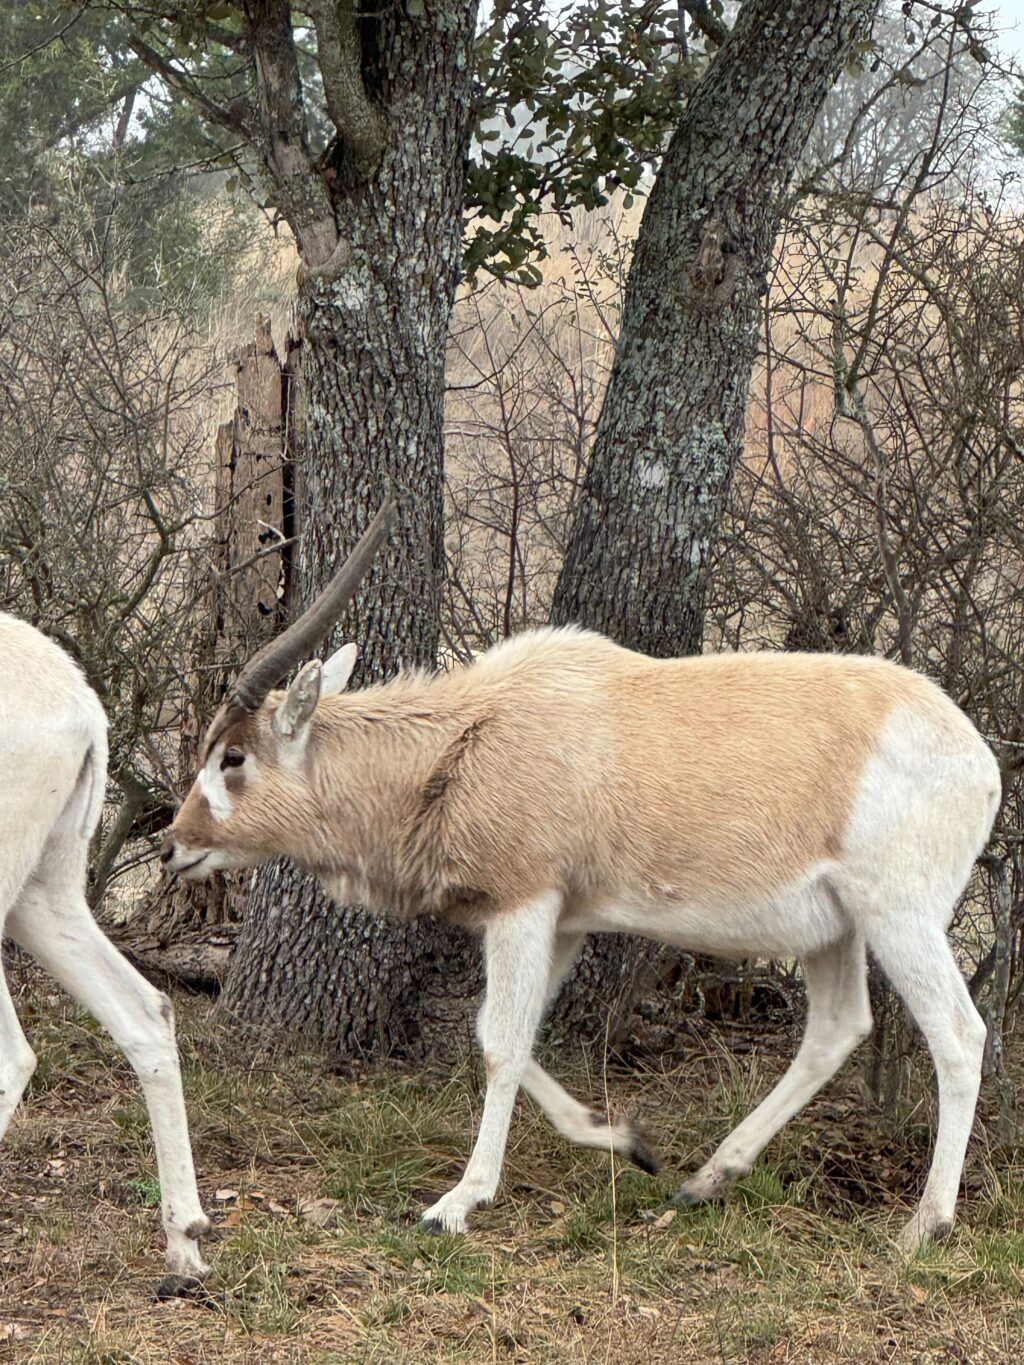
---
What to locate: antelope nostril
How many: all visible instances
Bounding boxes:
[160,844,174,865]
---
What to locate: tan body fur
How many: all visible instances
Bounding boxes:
[177,629,984,938]
[166,625,1000,1248]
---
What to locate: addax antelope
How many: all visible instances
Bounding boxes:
[0,612,210,1278]
[163,505,1000,1249]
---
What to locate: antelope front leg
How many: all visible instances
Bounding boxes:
[422,891,561,1234]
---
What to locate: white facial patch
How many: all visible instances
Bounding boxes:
[197,753,234,823]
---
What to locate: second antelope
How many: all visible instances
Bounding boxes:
[163,506,1000,1249]
[1,612,210,1279]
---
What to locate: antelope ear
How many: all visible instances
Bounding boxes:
[322,642,358,695]
[273,660,322,739]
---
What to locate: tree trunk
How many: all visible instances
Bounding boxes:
[146,316,291,940]
[548,0,880,1043]
[219,3,482,1064]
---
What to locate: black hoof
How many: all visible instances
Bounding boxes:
[154,1274,207,1302]
[154,1275,222,1310]
[670,1186,706,1208]
[155,1274,198,1300]
[629,1138,661,1176]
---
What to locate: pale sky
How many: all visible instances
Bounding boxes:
[995,0,1024,63]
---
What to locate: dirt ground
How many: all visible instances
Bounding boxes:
[1,961,1022,1364]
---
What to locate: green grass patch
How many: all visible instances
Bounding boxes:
[7,978,1024,1364]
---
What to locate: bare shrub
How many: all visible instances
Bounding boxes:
[0,218,222,910]
[443,205,635,655]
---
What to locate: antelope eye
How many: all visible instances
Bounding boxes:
[221,748,246,770]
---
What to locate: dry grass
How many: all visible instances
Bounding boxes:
[2,965,1023,1364]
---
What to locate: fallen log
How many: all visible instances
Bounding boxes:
[107,924,239,992]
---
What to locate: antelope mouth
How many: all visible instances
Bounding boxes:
[171,852,213,880]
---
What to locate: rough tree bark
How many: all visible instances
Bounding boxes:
[547,0,880,1044]
[152,316,291,938]
[217,2,482,1062]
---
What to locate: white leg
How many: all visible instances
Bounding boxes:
[0,765,66,1139]
[867,920,986,1249]
[678,934,872,1204]
[520,1060,659,1172]
[0,801,55,1140]
[422,891,562,1233]
[0,959,36,1141]
[519,932,659,1171]
[538,931,587,1014]
[8,889,211,1277]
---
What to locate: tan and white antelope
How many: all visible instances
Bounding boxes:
[0,612,210,1278]
[163,506,1001,1249]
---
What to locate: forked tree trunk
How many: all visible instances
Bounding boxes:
[547,0,880,1044]
[219,4,482,1062]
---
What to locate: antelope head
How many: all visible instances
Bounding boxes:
[161,503,393,879]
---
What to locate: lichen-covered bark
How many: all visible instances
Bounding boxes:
[220,2,482,1063]
[548,0,880,1043]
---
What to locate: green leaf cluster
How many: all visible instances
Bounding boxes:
[468,0,702,281]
